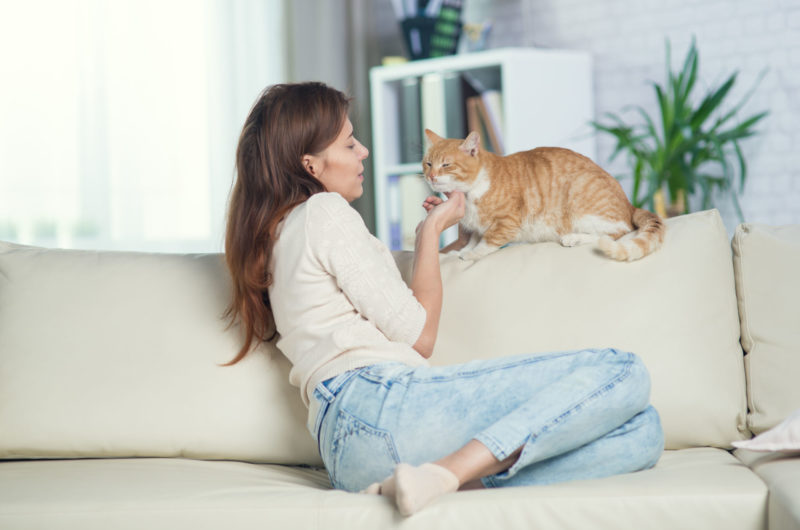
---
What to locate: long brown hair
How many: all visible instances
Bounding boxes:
[224,82,350,365]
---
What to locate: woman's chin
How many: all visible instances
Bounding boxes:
[345,186,364,203]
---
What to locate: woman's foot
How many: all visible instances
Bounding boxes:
[362,462,459,516]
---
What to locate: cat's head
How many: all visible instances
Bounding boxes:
[422,129,482,193]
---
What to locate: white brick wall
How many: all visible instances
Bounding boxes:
[463,0,800,231]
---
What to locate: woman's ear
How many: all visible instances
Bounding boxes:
[302,155,317,177]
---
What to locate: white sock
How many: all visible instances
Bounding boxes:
[362,463,460,516]
[393,463,460,516]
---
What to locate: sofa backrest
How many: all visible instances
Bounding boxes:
[396,209,749,450]
[0,243,318,464]
[0,209,749,463]
[733,223,800,435]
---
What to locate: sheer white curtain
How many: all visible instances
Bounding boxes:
[0,0,285,252]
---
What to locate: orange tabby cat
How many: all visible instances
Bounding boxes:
[422,129,665,261]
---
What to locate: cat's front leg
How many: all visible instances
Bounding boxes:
[459,222,514,260]
[450,231,480,255]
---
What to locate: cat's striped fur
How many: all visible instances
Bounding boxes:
[422,129,665,261]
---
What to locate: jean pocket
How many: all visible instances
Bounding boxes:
[328,408,399,492]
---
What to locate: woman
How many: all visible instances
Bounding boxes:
[225,82,663,516]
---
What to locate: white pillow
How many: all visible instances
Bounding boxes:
[733,409,800,452]
[0,242,319,464]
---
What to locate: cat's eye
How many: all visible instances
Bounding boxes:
[424,161,432,167]
[442,163,451,168]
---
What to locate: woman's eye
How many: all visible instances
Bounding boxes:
[347,144,355,149]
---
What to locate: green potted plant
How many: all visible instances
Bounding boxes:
[591,38,768,219]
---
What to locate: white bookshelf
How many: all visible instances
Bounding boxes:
[369,47,595,249]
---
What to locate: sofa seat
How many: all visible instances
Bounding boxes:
[737,450,800,530]
[0,448,766,530]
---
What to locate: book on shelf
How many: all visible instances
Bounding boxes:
[480,89,504,154]
[387,173,433,251]
[399,78,422,163]
[466,93,504,154]
[465,97,489,151]
[420,72,446,140]
[443,72,465,140]
[460,72,504,154]
[387,174,402,250]
[420,71,465,141]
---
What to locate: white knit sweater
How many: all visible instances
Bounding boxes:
[269,192,428,407]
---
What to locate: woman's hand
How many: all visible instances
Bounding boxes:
[421,191,465,233]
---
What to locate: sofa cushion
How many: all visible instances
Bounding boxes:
[732,223,800,435]
[0,449,766,530]
[0,242,319,464]
[396,209,749,449]
[736,449,800,530]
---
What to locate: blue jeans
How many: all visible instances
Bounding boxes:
[309,348,664,492]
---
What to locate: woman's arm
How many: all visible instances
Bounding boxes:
[411,192,465,358]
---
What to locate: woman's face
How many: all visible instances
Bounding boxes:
[306,118,369,203]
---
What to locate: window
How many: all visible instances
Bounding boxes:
[0,0,285,252]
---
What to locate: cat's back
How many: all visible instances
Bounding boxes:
[499,146,617,193]
[511,146,600,172]
[492,145,629,218]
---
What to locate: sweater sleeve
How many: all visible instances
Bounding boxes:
[306,193,426,347]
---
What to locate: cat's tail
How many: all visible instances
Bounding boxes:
[597,208,666,261]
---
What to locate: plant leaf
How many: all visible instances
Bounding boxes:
[691,72,737,131]
[678,38,699,104]
[733,140,747,192]
[717,111,769,142]
[712,68,769,132]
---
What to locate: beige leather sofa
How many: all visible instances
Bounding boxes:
[1,209,798,530]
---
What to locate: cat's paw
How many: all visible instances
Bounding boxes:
[559,234,582,247]
[560,233,598,247]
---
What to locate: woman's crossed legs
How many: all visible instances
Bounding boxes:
[314,348,664,515]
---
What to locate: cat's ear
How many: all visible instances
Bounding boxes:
[459,131,481,157]
[424,129,444,145]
